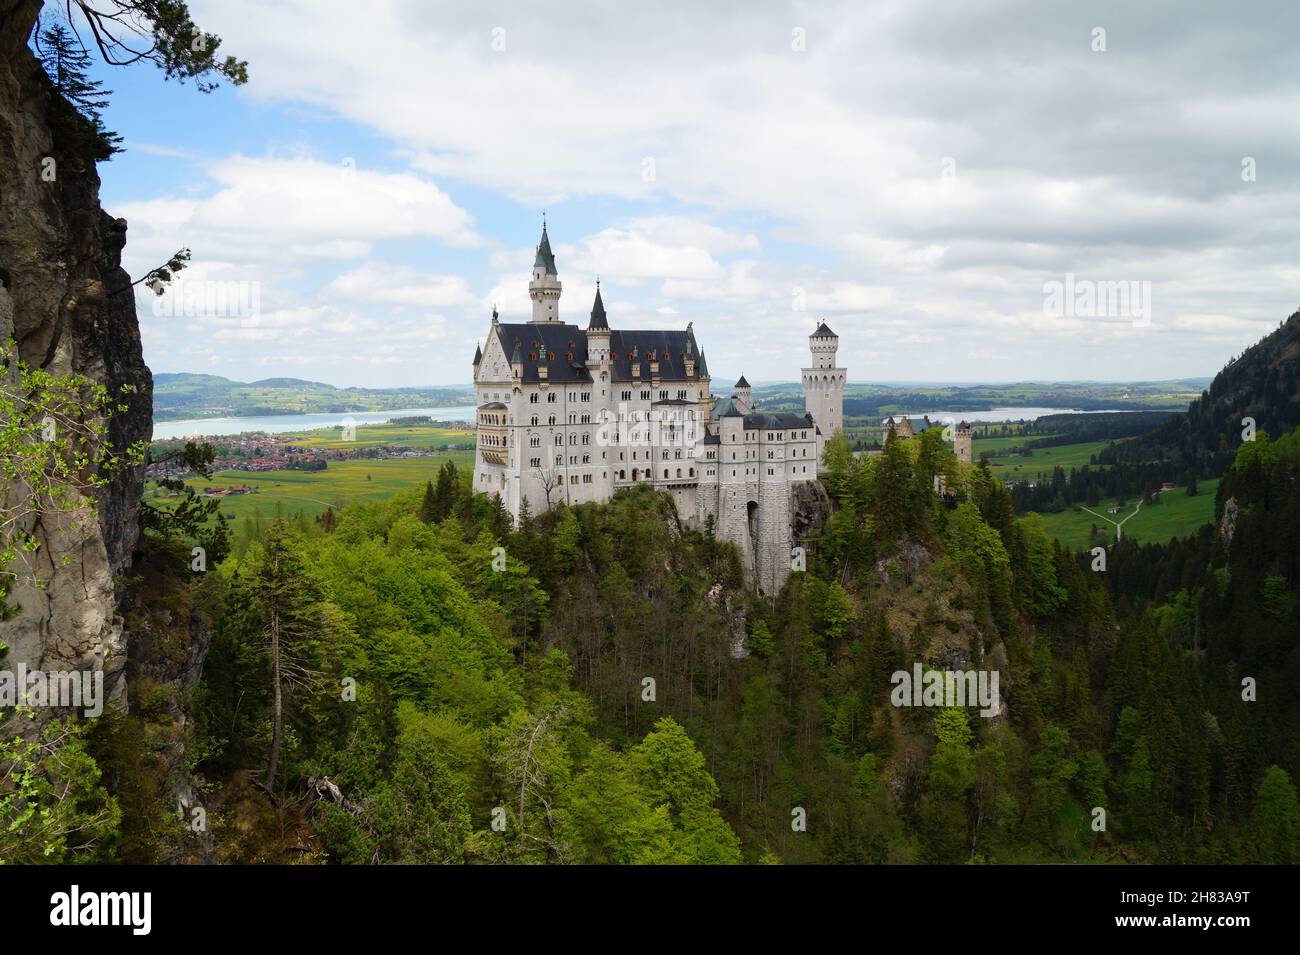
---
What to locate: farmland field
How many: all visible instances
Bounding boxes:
[148,452,477,536]
[278,421,473,450]
[1030,478,1219,550]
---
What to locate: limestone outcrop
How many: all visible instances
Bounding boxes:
[0,0,153,721]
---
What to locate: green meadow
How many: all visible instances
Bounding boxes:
[277,421,473,449]
[151,451,477,536]
[1031,478,1219,551]
[978,438,1113,483]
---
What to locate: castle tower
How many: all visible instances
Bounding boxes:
[801,321,845,465]
[528,220,562,323]
[734,375,752,412]
[586,282,611,365]
[954,420,973,464]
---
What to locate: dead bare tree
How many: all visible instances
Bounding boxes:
[533,466,561,513]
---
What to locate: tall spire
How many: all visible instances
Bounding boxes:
[534,218,557,276]
[588,281,609,330]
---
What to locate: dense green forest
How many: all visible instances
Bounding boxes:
[60,410,1296,864]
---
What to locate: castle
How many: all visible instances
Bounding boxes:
[882,415,973,464]
[471,222,845,592]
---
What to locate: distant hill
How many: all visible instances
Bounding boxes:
[1100,310,1300,478]
[152,373,475,422]
[753,378,1207,418]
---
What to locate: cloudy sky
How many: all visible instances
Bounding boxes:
[77,0,1300,388]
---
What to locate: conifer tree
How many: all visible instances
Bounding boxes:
[38,23,123,159]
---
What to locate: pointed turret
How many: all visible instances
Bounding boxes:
[734,375,752,412]
[588,282,609,330]
[586,281,612,367]
[534,221,557,276]
[473,342,482,365]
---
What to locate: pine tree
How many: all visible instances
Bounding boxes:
[432,461,459,521]
[37,24,123,159]
[417,481,437,523]
[251,521,321,791]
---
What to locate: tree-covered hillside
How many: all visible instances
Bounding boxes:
[62,418,1297,864]
[152,373,473,421]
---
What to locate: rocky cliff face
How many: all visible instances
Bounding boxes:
[0,0,153,718]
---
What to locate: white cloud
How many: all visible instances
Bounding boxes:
[117,155,478,276]
[327,262,478,308]
[126,0,1300,383]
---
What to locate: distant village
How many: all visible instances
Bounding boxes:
[147,421,474,491]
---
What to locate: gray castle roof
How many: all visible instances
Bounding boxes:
[500,323,590,383]
[713,395,745,417]
[608,329,702,382]
[883,415,934,432]
[588,285,609,330]
[735,375,750,388]
[811,321,837,338]
[744,411,815,431]
[534,223,557,275]
[492,323,706,384]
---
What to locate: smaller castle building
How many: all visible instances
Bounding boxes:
[882,415,973,464]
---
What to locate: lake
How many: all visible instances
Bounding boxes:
[151,406,477,441]
[152,403,1136,441]
[897,407,1134,423]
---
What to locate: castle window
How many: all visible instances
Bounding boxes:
[530,393,538,403]
[547,393,556,403]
